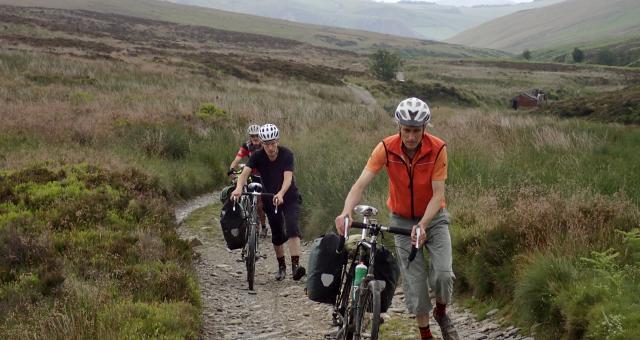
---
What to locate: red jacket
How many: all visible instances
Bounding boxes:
[381,133,446,219]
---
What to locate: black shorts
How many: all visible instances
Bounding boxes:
[261,194,302,246]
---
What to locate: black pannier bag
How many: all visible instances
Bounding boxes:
[306,233,347,304]
[219,199,246,250]
[372,245,401,313]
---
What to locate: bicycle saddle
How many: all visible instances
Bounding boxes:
[247,182,263,193]
[354,204,378,217]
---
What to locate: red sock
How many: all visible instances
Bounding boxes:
[435,302,447,317]
[419,326,433,339]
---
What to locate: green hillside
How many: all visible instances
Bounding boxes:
[531,35,640,67]
[0,0,505,58]
[448,0,640,53]
[171,0,564,41]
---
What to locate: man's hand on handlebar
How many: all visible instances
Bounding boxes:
[411,224,427,247]
[230,187,242,202]
[273,193,284,207]
[334,213,352,236]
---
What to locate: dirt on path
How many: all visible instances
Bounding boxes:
[175,195,534,340]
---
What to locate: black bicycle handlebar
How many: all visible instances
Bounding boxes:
[407,227,421,262]
[350,221,411,236]
[240,192,274,197]
[336,219,412,254]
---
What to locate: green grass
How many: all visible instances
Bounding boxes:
[0,165,201,338]
[1,8,640,337]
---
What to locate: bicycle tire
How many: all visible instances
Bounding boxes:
[246,224,257,290]
[354,280,381,340]
[335,265,356,340]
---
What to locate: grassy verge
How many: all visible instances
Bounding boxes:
[0,164,200,338]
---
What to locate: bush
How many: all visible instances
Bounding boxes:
[369,49,403,82]
[0,165,200,339]
[595,48,617,66]
[522,49,532,60]
[137,124,192,160]
[70,91,94,105]
[514,255,578,335]
[196,103,227,118]
[462,223,522,298]
[572,47,585,63]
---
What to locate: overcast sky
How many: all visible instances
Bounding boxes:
[373,0,535,6]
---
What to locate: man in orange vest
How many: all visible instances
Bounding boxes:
[335,97,458,340]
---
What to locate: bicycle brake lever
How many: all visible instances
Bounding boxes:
[408,227,420,263]
[344,216,349,240]
[337,216,349,253]
[274,197,278,214]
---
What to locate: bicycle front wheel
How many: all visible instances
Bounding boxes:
[246,224,257,290]
[354,280,381,340]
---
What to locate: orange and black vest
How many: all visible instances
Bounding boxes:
[382,133,446,220]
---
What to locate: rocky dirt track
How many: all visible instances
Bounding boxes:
[175,194,534,340]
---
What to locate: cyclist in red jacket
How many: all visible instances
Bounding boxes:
[335,98,459,340]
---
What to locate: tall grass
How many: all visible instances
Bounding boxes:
[2,46,640,338]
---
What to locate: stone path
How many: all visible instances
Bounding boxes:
[175,195,534,339]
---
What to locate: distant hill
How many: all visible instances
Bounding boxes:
[167,0,564,41]
[448,0,640,53]
[0,0,506,58]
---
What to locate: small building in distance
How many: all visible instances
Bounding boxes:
[511,89,548,110]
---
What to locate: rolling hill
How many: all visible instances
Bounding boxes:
[448,0,640,53]
[0,0,506,58]
[168,0,565,41]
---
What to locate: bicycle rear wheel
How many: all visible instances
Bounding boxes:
[354,280,381,340]
[246,224,257,290]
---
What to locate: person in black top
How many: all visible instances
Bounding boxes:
[231,123,306,281]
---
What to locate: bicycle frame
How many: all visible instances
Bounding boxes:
[236,183,274,291]
[333,216,382,339]
[332,205,411,340]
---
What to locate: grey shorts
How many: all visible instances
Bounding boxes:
[391,209,455,315]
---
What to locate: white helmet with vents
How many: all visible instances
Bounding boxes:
[259,123,280,141]
[247,124,261,135]
[394,97,431,127]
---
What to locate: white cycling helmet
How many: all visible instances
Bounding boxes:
[259,123,280,142]
[247,124,260,135]
[394,97,431,127]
